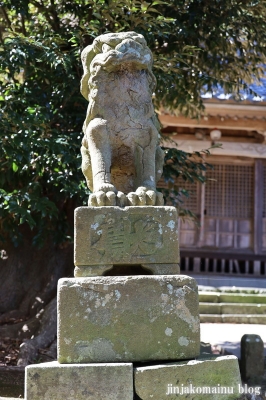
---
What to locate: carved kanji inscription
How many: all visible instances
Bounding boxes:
[90,216,163,262]
[74,206,179,267]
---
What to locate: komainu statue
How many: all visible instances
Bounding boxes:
[80,31,164,206]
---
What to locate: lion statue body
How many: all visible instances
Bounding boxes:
[80,32,164,206]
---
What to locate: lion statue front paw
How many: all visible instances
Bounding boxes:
[88,187,163,207]
[127,187,164,206]
[88,190,127,207]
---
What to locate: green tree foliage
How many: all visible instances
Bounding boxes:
[1,0,266,246]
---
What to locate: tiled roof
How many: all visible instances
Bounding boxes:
[201,78,266,102]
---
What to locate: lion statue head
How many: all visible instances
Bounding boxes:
[80,32,157,127]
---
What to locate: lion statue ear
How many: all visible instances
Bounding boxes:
[80,45,96,100]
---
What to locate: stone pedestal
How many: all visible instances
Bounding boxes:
[25,200,243,398]
[134,355,241,400]
[74,206,180,276]
[58,275,200,363]
[25,362,133,400]
[25,201,243,399]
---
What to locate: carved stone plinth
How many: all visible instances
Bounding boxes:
[25,362,133,400]
[74,206,180,277]
[57,275,200,363]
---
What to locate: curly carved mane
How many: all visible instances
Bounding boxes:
[80,32,157,131]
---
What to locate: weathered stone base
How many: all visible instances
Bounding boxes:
[74,206,180,276]
[134,355,241,400]
[25,361,133,400]
[58,275,200,363]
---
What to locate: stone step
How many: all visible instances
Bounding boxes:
[200,314,266,324]
[199,302,266,315]
[199,291,266,304]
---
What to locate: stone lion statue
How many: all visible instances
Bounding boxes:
[80,31,164,206]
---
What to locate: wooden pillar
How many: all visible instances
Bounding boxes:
[197,172,205,247]
[254,159,263,254]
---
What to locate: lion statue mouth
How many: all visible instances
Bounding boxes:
[94,41,152,72]
[80,32,164,207]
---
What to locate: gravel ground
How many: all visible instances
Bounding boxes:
[0,339,23,367]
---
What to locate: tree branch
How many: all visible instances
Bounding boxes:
[50,0,61,31]
[20,14,26,36]
[0,6,13,30]
[30,0,60,32]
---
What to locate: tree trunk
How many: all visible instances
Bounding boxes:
[0,233,73,315]
[17,297,57,366]
[0,229,74,365]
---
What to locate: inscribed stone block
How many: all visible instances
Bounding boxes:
[74,206,180,276]
[134,355,241,400]
[25,361,133,400]
[58,275,200,363]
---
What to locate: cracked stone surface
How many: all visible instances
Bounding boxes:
[80,31,164,206]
